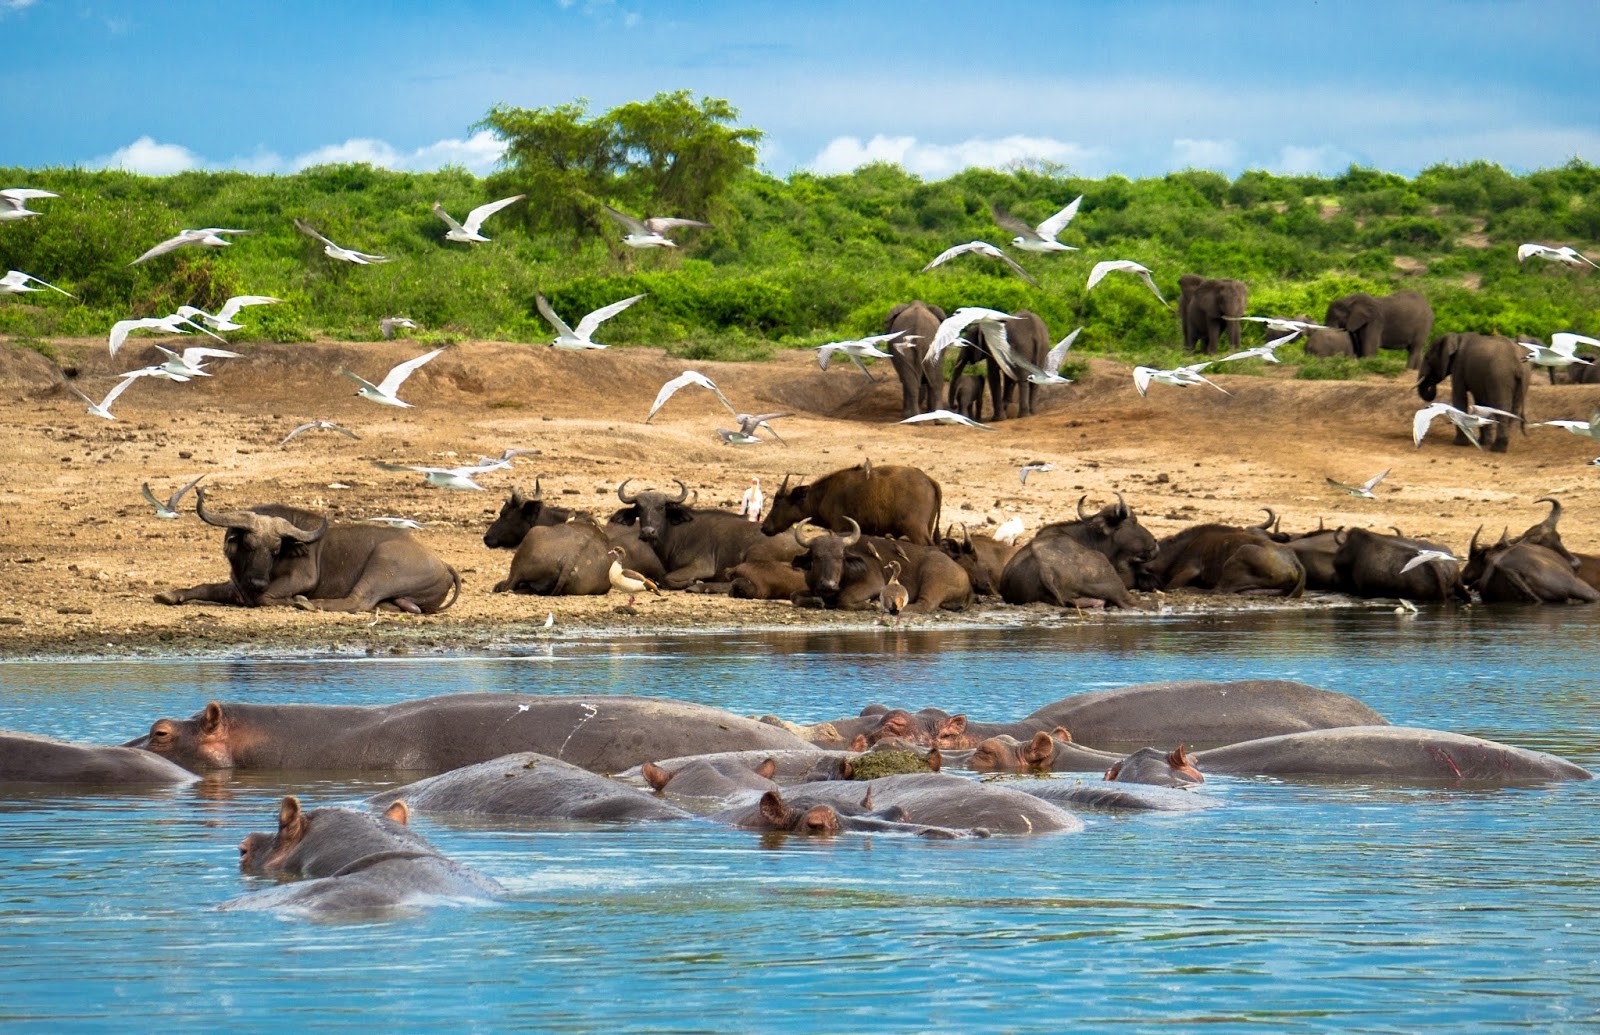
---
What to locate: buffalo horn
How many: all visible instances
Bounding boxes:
[1076,495,1090,521]
[1251,508,1276,531]
[276,514,328,544]
[791,518,825,547]
[1114,492,1128,520]
[533,478,543,500]
[616,479,638,504]
[670,479,689,504]
[841,517,861,547]
[1534,496,1562,529]
[1469,525,1482,555]
[195,488,266,532]
[509,486,524,507]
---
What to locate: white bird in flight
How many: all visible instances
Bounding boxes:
[1019,461,1055,485]
[1216,331,1300,365]
[363,516,426,529]
[1087,260,1170,308]
[926,307,1019,369]
[141,474,205,519]
[1400,547,1461,574]
[129,228,254,266]
[1532,405,1600,442]
[815,332,903,380]
[64,376,137,420]
[1413,402,1498,449]
[537,292,645,349]
[921,241,1038,286]
[1521,332,1599,369]
[294,218,390,264]
[380,316,418,340]
[1227,315,1329,338]
[720,411,791,445]
[374,450,527,491]
[340,347,446,407]
[1133,362,1230,397]
[433,194,525,243]
[281,420,360,446]
[646,370,740,423]
[900,409,996,431]
[1325,468,1390,499]
[602,205,710,249]
[0,269,74,297]
[990,196,1082,254]
[151,344,241,379]
[0,188,58,221]
[175,295,280,331]
[1517,243,1599,269]
[108,312,228,356]
[1009,328,1082,384]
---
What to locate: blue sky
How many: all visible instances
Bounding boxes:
[4,0,1597,181]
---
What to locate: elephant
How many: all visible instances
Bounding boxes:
[1302,327,1356,358]
[885,300,947,421]
[948,308,1050,421]
[951,373,985,420]
[1323,290,1434,367]
[1415,333,1529,452]
[1177,275,1248,355]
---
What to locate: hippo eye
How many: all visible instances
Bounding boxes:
[149,727,169,741]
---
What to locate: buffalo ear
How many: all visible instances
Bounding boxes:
[201,701,225,735]
[641,761,672,792]
[276,796,309,846]
[521,499,541,519]
[791,485,809,503]
[755,758,778,781]
[758,790,791,829]
[667,505,695,526]
[383,801,410,826]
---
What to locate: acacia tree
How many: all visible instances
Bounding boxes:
[476,91,761,244]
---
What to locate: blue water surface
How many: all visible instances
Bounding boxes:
[2,606,1598,1032]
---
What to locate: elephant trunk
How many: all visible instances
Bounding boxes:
[1416,378,1439,403]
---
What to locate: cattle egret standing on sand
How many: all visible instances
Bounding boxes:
[340,347,446,408]
[740,477,763,521]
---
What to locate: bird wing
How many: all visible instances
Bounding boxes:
[535,294,577,339]
[814,344,835,370]
[602,205,647,235]
[989,205,1038,240]
[1191,371,1232,396]
[1516,243,1545,262]
[129,234,193,266]
[108,317,162,356]
[179,347,242,364]
[1469,404,1523,422]
[432,201,468,235]
[1043,327,1082,372]
[2,188,58,202]
[1137,270,1170,306]
[647,371,736,421]
[573,293,646,340]
[141,482,166,512]
[374,461,431,474]
[1361,469,1391,492]
[214,295,280,324]
[460,194,525,234]
[293,218,339,248]
[377,347,446,396]
[98,373,138,411]
[1132,366,1156,397]
[995,250,1039,286]
[281,421,317,444]
[1216,348,1264,364]
[1324,477,1357,494]
[338,368,380,393]
[171,314,230,344]
[922,241,990,272]
[1034,195,1083,241]
[170,473,206,508]
[1553,332,1600,352]
[1086,260,1127,291]
[643,216,710,233]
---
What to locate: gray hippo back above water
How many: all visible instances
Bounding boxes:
[125,693,816,775]
[1,731,198,786]
[367,753,691,823]
[1025,680,1388,751]
[1195,726,1593,786]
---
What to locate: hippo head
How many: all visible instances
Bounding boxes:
[758,790,840,835]
[1105,745,1205,787]
[132,700,235,770]
[866,708,974,750]
[238,795,411,876]
[969,730,1066,772]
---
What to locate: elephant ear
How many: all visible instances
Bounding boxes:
[884,303,909,332]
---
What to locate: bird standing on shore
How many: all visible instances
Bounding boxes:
[740,477,763,521]
[608,547,661,605]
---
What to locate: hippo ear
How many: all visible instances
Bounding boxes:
[1167,744,1191,768]
[938,715,968,740]
[276,796,308,846]
[1052,726,1073,743]
[1104,761,1123,781]
[202,701,225,735]
[755,758,777,781]
[847,734,868,753]
[840,758,856,780]
[925,747,942,772]
[383,801,409,826]
[758,790,791,829]
[1024,730,1057,767]
[641,762,672,792]
[860,788,874,811]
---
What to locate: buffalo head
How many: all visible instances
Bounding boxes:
[1063,493,1158,584]
[196,489,327,601]
[483,480,570,549]
[792,517,862,596]
[759,474,809,537]
[608,478,691,546]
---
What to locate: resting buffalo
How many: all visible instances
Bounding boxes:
[1462,528,1599,604]
[492,519,612,595]
[999,496,1156,609]
[791,520,971,613]
[487,485,663,580]
[938,524,1018,597]
[761,463,942,546]
[1141,512,1305,597]
[155,490,460,613]
[608,479,767,589]
[1332,526,1467,602]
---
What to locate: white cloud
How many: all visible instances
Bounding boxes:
[95,136,200,176]
[1271,144,1358,176]
[1171,138,1238,170]
[809,133,1105,180]
[1,0,38,11]
[404,131,506,174]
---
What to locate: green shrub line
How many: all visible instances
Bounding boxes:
[2,153,1597,377]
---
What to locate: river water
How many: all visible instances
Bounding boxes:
[2,606,1598,1031]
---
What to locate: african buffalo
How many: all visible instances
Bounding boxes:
[726,559,809,601]
[999,495,1156,609]
[938,524,1018,597]
[1141,518,1305,597]
[492,518,612,595]
[791,520,972,613]
[487,484,663,580]
[1332,526,1467,602]
[1462,528,1600,604]
[761,462,942,546]
[154,489,460,613]
[1040,494,1159,589]
[608,479,767,589]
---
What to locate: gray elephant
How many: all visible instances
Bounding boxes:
[951,373,985,420]
[1178,275,1248,355]
[1302,327,1355,358]
[1324,290,1434,367]
[949,309,1049,421]
[885,300,947,421]
[1415,333,1529,452]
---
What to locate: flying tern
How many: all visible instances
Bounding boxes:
[293,218,390,264]
[900,409,995,430]
[646,370,740,423]
[0,270,73,297]
[1133,362,1230,397]
[1325,469,1390,499]
[151,344,241,378]
[0,188,58,222]
[1216,331,1300,365]
[64,376,137,420]
[1531,405,1600,441]
[1521,332,1600,370]
[373,454,516,491]
[1400,547,1461,574]
[719,411,791,445]
[1517,243,1599,269]
[380,316,418,340]
[129,228,254,266]
[108,312,228,356]
[1087,260,1170,308]
[363,516,426,529]
[1019,461,1056,485]
[281,420,360,446]
[990,196,1082,254]
[1009,328,1082,384]
[926,307,1019,369]
[175,295,280,331]
[340,347,446,407]
[1227,315,1329,338]
[536,292,645,349]
[432,194,525,243]
[1413,402,1498,449]
[141,474,206,519]
[815,332,903,380]
[602,205,710,249]
[921,240,1038,286]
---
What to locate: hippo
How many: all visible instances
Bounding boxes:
[956,730,1123,774]
[756,772,1084,835]
[126,694,817,775]
[367,753,691,823]
[639,756,780,800]
[0,731,199,786]
[219,796,504,917]
[1194,726,1594,786]
[716,787,980,839]
[1105,745,1205,787]
[1022,680,1389,751]
[1006,778,1222,813]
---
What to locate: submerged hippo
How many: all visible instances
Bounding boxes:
[956,730,1123,774]
[639,756,780,800]
[1024,679,1388,751]
[1007,778,1221,813]
[126,694,815,775]
[716,787,979,839]
[367,753,690,823]
[1194,726,1594,786]
[0,731,198,786]
[768,772,1084,835]
[220,796,504,917]
[1105,745,1205,787]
